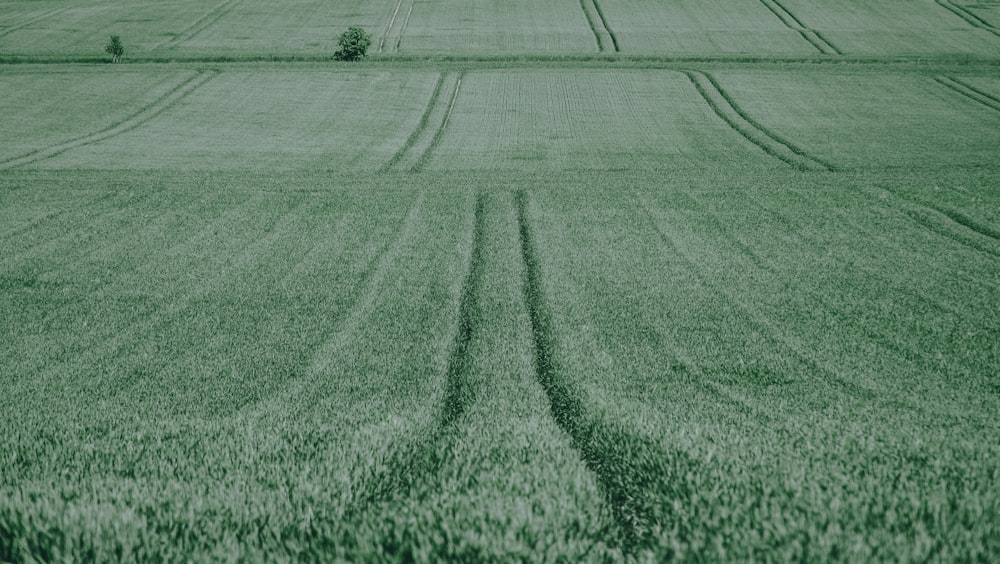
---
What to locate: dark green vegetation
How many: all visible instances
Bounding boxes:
[1,0,999,561]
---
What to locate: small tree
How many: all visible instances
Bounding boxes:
[105,34,124,63]
[334,27,371,61]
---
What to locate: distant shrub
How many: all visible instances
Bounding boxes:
[334,27,371,61]
[105,34,124,63]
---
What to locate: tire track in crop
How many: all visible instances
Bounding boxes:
[934,0,1000,38]
[0,71,217,170]
[0,7,67,39]
[516,188,727,549]
[579,0,617,52]
[410,73,463,172]
[348,192,480,503]
[378,0,414,53]
[935,76,1000,114]
[756,0,841,54]
[675,190,973,411]
[685,71,835,171]
[382,72,447,172]
[155,0,242,49]
[635,192,879,402]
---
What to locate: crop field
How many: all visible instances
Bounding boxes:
[1,0,999,561]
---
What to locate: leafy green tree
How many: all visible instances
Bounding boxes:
[104,34,124,63]
[334,27,371,61]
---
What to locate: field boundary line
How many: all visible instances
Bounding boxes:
[934,0,1000,37]
[382,73,447,172]
[411,72,463,172]
[684,71,834,171]
[935,76,1000,113]
[0,7,67,39]
[378,0,405,53]
[0,71,217,170]
[155,0,242,50]
[756,0,840,54]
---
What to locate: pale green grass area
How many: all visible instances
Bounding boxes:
[525,169,999,559]
[385,0,597,54]
[425,69,772,171]
[710,70,1000,169]
[0,68,194,159]
[0,0,395,56]
[593,0,818,54]
[27,70,439,171]
[778,0,1000,55]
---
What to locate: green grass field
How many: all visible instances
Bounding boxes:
[1,0,998,561]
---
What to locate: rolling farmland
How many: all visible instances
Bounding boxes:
[1,0,999,560]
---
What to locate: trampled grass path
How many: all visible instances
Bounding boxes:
[684,71,835,171]
[0,71,217,170]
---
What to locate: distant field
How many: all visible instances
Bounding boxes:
[1,0,999,560]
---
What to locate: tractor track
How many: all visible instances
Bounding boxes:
[579,0,618,53]
[0,7,67,39]
[685,70,835,171]
[156,0,243,50]
[379,0,415,53]
[0,71,217,170]
[934,0,1000,38]
[935,76,1000,113]
[756,0,840,54]
[411,72,463,172]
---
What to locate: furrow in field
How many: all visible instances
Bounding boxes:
[411,73,463,172]
[382,72,447,172]
[394,0,415,51]
[756,0,840,54]
[934,0,1000,37]
[0,71,217,170]
[0,7,66,39]
[935,77,1000,113]
[684,71,833,171]
[156,0,243,49]
[517,188,701,548]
